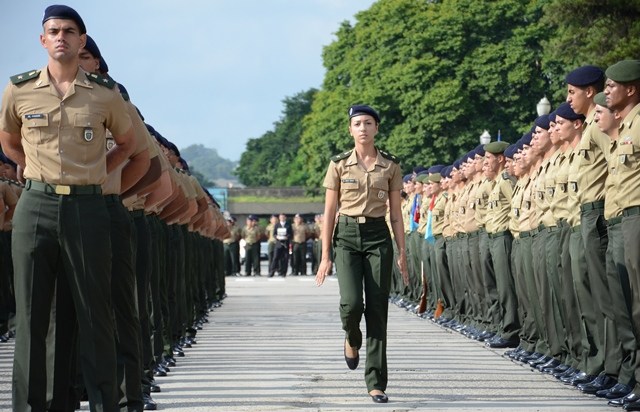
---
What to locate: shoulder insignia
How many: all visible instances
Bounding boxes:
[330,150,353,162]
[378,149,400,164]
[443,193,448,199]
[10,70,40,85]
[85,72,116,89]
[119,90,130,102]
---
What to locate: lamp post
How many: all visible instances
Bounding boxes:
[479,130,491,145]
[536,96,551,116]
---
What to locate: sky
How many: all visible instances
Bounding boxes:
[1,0,376,161]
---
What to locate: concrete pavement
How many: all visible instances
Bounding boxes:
[0,275,612,411]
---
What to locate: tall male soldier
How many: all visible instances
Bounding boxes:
[0,5,135,411]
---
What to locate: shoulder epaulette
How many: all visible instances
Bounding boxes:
[330,150,353,162]
[10,70,40,85]
[85,72,116,89]
[378,149,400,164]
[119,90,130,102]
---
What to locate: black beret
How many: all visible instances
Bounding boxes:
[605,60,640,83]
[428,164,445,174]
[413,166,427,174]
[166,141,180,157]
[348,105,380,123]
[453,159,462,170]
[474,144,486,157]
[442,166,453,179]
[565,65,605,87]
[402,174,412,183]
[548,110,556,123]
[555,102,585,121]
[504,144,517,159]
[534,114,550,131]
[179,157,189,171]
[99,57,109,74]
[84,35,101,58]
[42,5,86,34]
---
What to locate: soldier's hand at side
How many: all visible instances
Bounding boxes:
[397,251,409,285]
[315,259,332,286]
[17,165,24,184]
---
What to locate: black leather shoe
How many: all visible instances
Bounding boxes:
[143,393,157,410]
[624,400,640,411]
[477,331,495,342]
[344,340,359,370]
[553,365,574,379]
[578,375,616,394]
[536,358,560,372]
[610,393,640,407]
[541,361,564,374]
[370,393,388,403]
[528,354,550,367]
[487,337,519,348]
[519,352,543,363]
[599,383,633,399]
[559,369,580,383]
[568,372,596,386]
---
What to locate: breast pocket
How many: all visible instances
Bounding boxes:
[22,113,49,144]
[371,177,389,201]
[577,140,594,166]
[618,143,637,169]
[340,179,360,202]
[74,113,103,144]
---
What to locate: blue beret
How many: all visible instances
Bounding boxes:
[520,132,533,147]
[443,166,453,179]
[99,57,109,74]
[166,141,180,157]
[84,35,101,59]
[565,65,605,87]
[402,174,412,183]
[145,123,158,137]
[555,102,585,121]
[534,114,550,130]
[548,110,556,123]
[248,214,258,221]
[453,159,462,170]
[179,157,189,171]
[504,144,517,159]
[428,164,445,174]
[348,105,380,123]
[413,166,427,174]
[42,5,86,34]
[474,144,485,157]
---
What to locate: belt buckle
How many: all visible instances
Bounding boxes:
[55,184,71,195]
[357,216,366,224]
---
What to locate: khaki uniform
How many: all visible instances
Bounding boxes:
[323,147,402,392]
[291,222,309,275]
[0,67,132,411]
[242,225,263,276]
[475,178,497,330]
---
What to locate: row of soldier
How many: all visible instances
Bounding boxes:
[222,213,329,277]
[0,6,234,412]
[388,61,640,411]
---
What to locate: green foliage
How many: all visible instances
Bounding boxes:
[235,89,318,187]
[180,144,237,185]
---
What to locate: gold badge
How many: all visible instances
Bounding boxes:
[378,190,385,199]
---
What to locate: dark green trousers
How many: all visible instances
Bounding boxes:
[489,232,519,341]
[147,215,165,364]
[479,230,499,332]
[12,188,118,412]
[434,236,454,318]
[605,221,638,385]
[513,237,536,353]
[544,228,569,362]
[291,241,306,276]
[408,231,422,301]
[467,233,484,326]
[334,219,392,392]
[532,230,555,356]
[559,222,583,369]
[621,213,640,394]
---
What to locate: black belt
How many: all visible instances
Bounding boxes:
[338,215,385,224]
[456,232,468,239]
[25,179,102,196]
[623,206,640,217]
[519,228,537,238]
[129,209,145,218]
[546,226,559,233]
[104,194,121,204]
[467,230,480,239]
[607,216,623,226]
[487,230,510,239]
[580,200,605,212]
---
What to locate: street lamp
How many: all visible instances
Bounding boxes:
[536,96,551,116]
[479,130,491,145]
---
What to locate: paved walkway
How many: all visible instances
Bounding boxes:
[0,275,612,411]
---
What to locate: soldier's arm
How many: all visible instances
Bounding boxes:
[120,148,150,194]
[121,152,160,197]
[0,130,25,172]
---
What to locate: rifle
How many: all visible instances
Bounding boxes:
[417,261,427,314]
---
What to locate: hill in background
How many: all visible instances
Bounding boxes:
[180,144,239,187]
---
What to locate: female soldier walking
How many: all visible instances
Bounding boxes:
[315,105,409,403]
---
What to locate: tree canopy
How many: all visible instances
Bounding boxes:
[237,0,640,189]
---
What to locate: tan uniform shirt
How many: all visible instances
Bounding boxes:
[549,149,570,223]
[292,222,308,243]
[442,191,454,238]
[266,223,275,244]
[402,194,415,234]
[450,189,463,234]
[242,225,262,244]
[510,177,525,237]
[535,159,555,228]
[431,192,447,236]
[0,67,132,185]
[486,172,513,234]
[323,149,402,219]
[576,108,610,204]
[474,178,494,228]
[223,226,241,244]
[613,103,640,210]
[604,141,622,220]
[417,196,429,235]
[461,181,479,233]
[520,175,538,232]
[566,149,582,227]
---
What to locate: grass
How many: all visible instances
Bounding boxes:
[230,196,324,203]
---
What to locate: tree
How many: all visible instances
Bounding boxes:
[235,88,317,187]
